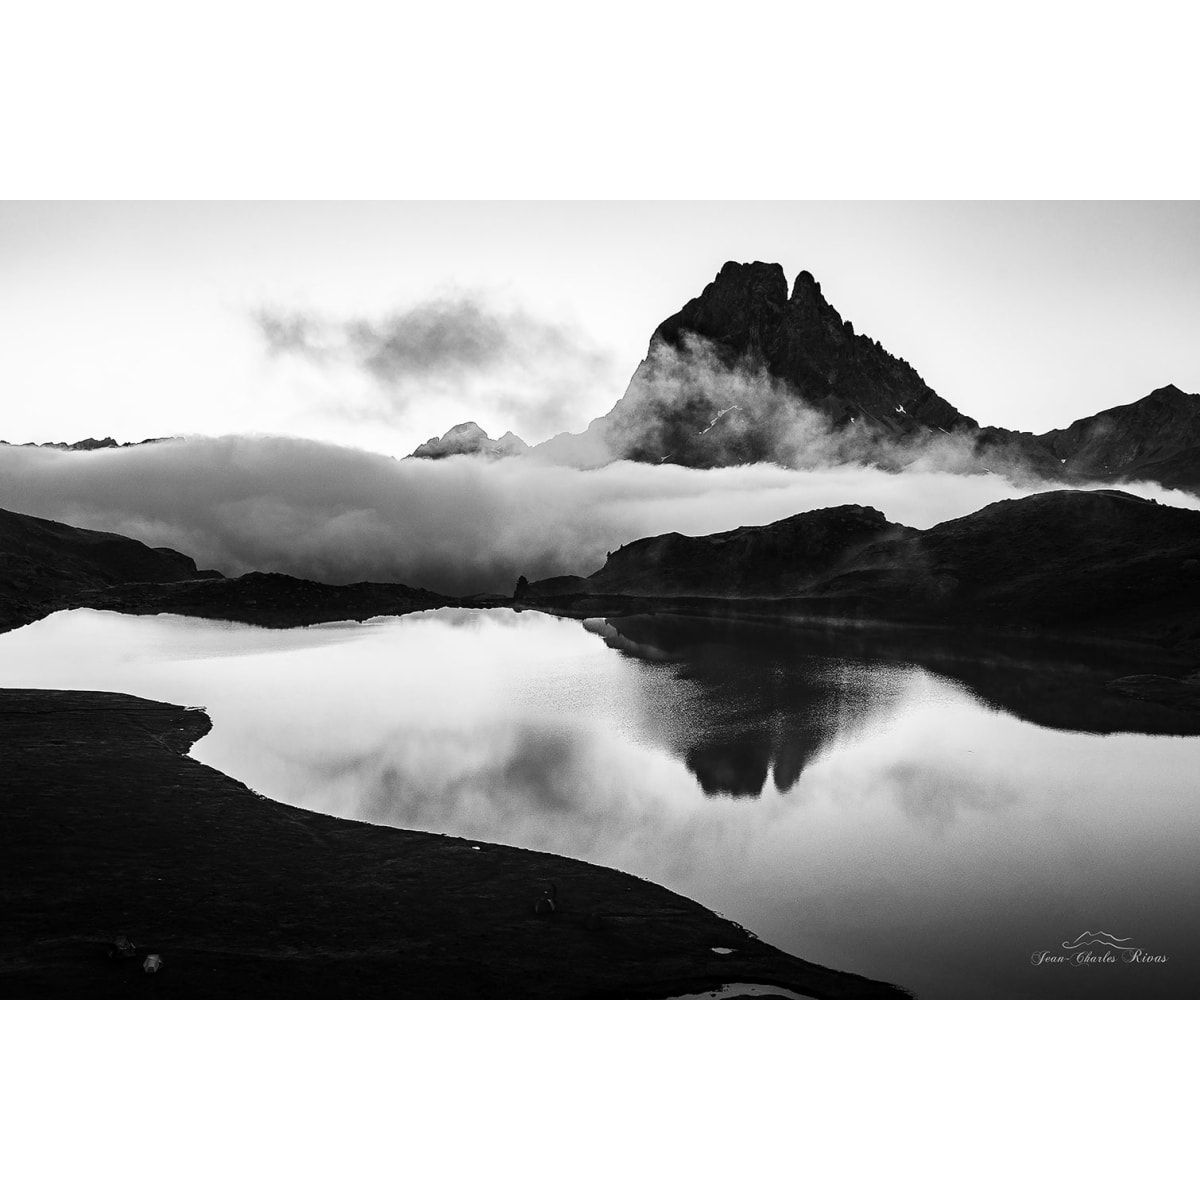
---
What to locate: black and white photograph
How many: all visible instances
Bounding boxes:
[5,199,1197,1002]
[3,5,1196,1196]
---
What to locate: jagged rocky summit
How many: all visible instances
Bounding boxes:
[604,262,975,465]
[412,261,1200,491]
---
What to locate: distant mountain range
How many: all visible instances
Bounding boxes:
[409,422,528,461]
[412,261,1200,492]
[0,437,170,452]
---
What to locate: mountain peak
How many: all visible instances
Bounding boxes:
[597,260,973,467]
[530,262,1200,493]
[790,269,821,301]
[716,260,788,290]
[1150,383,1189,400]
[409,422,528,461]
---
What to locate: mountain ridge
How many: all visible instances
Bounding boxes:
[518,488,1200,653]
[411,262,1199,492]
[0,505,217,633]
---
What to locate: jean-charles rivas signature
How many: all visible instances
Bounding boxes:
[1031,931,1168,967]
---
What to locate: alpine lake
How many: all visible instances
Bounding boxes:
[3,605,1197,999]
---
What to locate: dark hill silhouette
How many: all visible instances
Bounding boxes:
[0,507,451,633]
[521,489,1200,651]
[0,506,215,633]
[1038,384,1200,489]
[586,504,911,597]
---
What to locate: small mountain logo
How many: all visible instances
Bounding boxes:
[1032,929,1168,968]
[1061,931,1137,952]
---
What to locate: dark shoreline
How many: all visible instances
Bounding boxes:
[0,688,908,999]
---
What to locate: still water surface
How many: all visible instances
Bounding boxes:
[2,606,1197,998]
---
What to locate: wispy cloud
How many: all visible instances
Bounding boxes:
[254,293,618,442]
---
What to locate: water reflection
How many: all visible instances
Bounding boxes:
[582,616,917,797]
[1,606,1198,999]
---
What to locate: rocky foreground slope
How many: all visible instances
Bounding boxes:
[0,689,904,998]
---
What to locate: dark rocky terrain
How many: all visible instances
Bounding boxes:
[520,489,1200,655]
[1039,384,1200,490]
[573,504,911,598]
[597,262,979,468]
[0,505,216,634]
[0,505,452,633]
[0,688,905,998]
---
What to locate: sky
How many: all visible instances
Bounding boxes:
[2,201,1198,457]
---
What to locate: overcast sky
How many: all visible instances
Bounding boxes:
[1,201,1197,457]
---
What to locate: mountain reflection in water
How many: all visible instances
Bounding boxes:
[582,616,911,797]
[1,605,1197,999]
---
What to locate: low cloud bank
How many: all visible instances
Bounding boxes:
[0,437,1195,596]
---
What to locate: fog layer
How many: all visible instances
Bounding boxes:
[0,437,1195,595]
